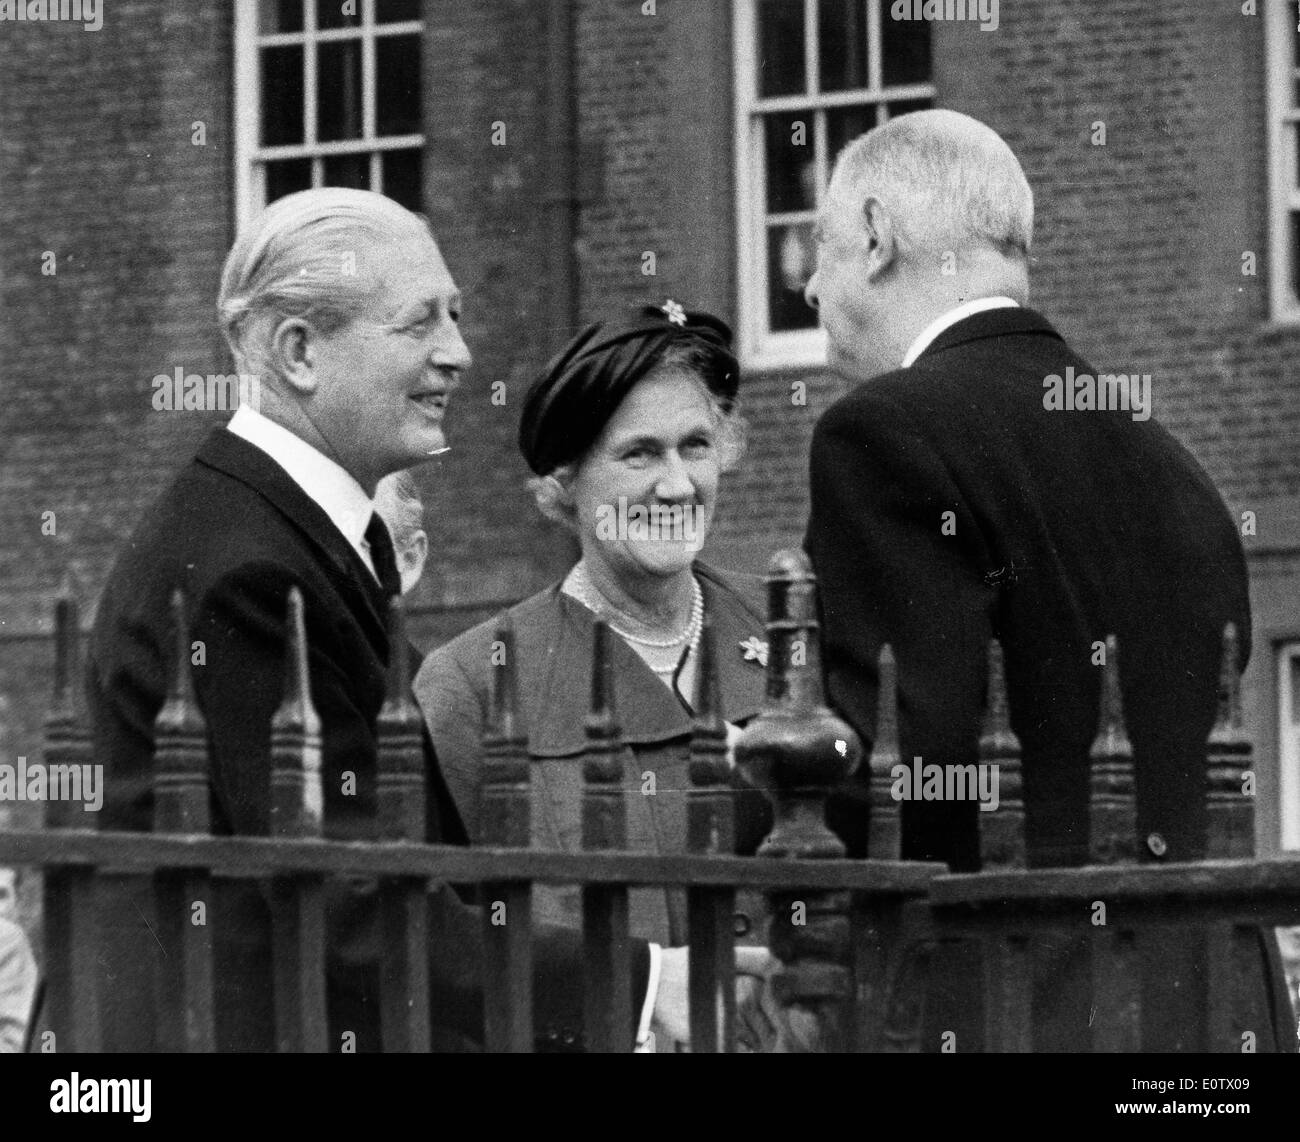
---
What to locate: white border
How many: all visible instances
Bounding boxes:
[1277,642,1300,850]
[1265,0,1300,323]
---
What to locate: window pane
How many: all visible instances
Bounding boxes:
[376,35,421,136]
[757,0,806,97]
[318,40,363,142]
[764,113,816,214]
[375,0,422,22]
[260,46,304,146]
[826,104,878,170]
[882,11,931,86]
[316,1,361,30]
[819,0,868,93]
[258,0,303,34]
[323,151,370,190]
[767,223,818,332]
[265,158,313,203]
[382,148,423,211]
[885,97,932,121]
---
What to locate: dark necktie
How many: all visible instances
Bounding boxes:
[364,513,402,598]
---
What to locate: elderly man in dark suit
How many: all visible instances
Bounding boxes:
[88,188,752,1052]
[802,109,1295,1051]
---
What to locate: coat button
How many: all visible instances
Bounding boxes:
[733,912,752,938]
[1146,832,1167,858]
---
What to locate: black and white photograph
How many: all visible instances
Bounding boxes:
[1,0,1299,1122]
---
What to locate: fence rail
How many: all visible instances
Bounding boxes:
[2,549,1298,1052]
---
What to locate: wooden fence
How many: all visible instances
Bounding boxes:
[1,549,1297,1051]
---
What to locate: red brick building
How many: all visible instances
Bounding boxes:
[3,0,1300,863]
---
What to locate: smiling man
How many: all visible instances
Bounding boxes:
[86,189,669,1052]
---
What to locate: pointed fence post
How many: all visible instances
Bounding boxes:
[151,588,215,1052]
[268,587,328,1052]
[40,588,101,1052]
[866,645,901,861]
[480,618,534,1052]
[376,597,431,1053]
[1205,622,1255,860]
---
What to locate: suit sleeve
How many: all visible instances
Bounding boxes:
[805,398,998,866]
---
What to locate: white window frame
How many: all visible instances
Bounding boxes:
[233,0,424,227]
[1265,0,1300,323]
[1276,641,1300,850]
[733,0,935,369]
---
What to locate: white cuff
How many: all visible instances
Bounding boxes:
[635,942,662,1052]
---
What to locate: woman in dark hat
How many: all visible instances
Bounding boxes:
[412,301,772,1046]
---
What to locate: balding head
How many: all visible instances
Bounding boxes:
[828,109,1033,263]
[806,111,1034,382]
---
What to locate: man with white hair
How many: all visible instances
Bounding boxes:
[802,110,1293,1050]
[88,188,734,1052]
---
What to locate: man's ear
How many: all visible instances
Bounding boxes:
[860,195,898,281]
[399,529,429,594]
[270,317,318,395]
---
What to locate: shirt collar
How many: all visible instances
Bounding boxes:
[226,404,374,551]
[901,296,1020,368]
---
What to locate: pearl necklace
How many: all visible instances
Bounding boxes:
[568,562,704,650]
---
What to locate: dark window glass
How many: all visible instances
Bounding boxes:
[323,151,370,190]
[382,149,423,211]
[258,0,303,34]
[377,35,421,136]
[764,113,817,214]
[757,0,806,97]
[1291,212,1300,301]
[827,103,877,169]
[1289,655,1300,722]
[316,1,361,30]
[260,46,304,146]
[885,97,932,121]
[767,223,818,331]
[317,40,363,141]
[819,0,868,92]
[265,158,313,203]
[881,12,931,86]
[375,0,422,22]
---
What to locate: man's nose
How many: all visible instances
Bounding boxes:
[433,324,473,372]
[803,269,820,311]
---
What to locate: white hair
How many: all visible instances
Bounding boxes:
[830,109,1033,262]
[217,187,434,378]
[527,348,747,530]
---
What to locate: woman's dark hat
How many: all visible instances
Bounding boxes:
[518,300,739,476]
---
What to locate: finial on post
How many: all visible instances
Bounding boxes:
[377,597,426,842]
[1206,622,1255,859]
[978,639,1025,869]
[270,587,323,839]
[1088,634,1135,864]
[481,618,531,848]
[152,588,211,835]
[43,583,92,830]
[582,620,626,851]
[865,644,902,860]
[688,615,734,856]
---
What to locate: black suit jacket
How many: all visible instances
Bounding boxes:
[88,427,648,1052]
[806,306,1293,1050]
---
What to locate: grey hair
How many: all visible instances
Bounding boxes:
[830,109,1033,262]
[217,187,435,378]
[374,469,426,550]
[527,347,748,529]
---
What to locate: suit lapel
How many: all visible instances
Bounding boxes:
[194,428,390,649]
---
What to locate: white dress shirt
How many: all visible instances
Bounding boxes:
[901,296,1020,368]
[226,405,383,586]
